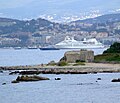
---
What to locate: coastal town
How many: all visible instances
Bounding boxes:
[0,13,120,48]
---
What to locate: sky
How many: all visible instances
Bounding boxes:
[0,0,120,21]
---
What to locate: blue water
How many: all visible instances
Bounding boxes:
[0,72,120,103]
[0,48,107,66]
[0,48,120,103]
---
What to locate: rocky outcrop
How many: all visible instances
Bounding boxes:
[111,78,120,82]
[11,75,50,83]
[9,71,40,75]
[55,78,61,80]
[9,70,89,75]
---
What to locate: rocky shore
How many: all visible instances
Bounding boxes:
[1,63,120,74]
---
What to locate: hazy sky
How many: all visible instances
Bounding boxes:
[0,0,120,19]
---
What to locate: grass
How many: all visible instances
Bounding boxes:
[94,53,120,63]
[57,61,68,66]
[73,62,85,66]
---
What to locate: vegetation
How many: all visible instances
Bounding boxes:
[73,60,85,66]
[76,60,85,63]
[94,53,120,63]
[103,42,120,53]
[95,42,120,63]
[57,61,68,66]
[73,62,85,66]
[47,61,57,66]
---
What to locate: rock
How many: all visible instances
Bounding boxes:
[0,67,5,70]
[9,71,40,75]
[12,75,50,83]
[2,83,6,85]
[91,72,97,74]
[0,70,3,73]
[9,71,19,75]
[111,78,120,82]
[11,80,19,83]
[97,78,101,80]
[55,78,61,80]
[19,71,40,75]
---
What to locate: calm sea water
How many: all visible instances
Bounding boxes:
[0,48,107,66]
[0,72,120,103]
[0,48,120,103]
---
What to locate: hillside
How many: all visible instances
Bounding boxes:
[72,13,120,24]
[0,18,55,34]
[1,13,120,34]
[0,13,120,47]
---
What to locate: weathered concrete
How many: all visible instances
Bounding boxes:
[63,49,94,63]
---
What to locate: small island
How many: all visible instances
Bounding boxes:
[0,42,120,75]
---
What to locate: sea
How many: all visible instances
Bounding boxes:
[0,48,107,66]
[0,48,120,103]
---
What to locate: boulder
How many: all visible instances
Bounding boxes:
[55,78,61,80]
[111,78,120,82]
[12,75,50,83]
[97,78,101,80]
[0,70,3,73]
[11,80,19,83]
[2,83,6,85]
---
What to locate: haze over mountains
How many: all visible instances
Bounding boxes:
[0,0,120,22]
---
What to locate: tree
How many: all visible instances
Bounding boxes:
[103,42,120,53]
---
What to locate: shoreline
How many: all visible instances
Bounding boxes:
[1,63,120,74]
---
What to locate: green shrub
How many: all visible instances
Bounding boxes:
[104,42,120,53]
[57,61,68,66]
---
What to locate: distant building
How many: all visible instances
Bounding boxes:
[0,38,21,46]
[63,50,94,63]
[96,32,108,38]
[32,33,51,46]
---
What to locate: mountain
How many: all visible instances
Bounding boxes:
[0,17,54,34]
[39,10,102,23]
[0,13,120,47]
[1,13,120,35]
[0,0,120,22]
[0,17,69,47]
[72,13,120,24]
